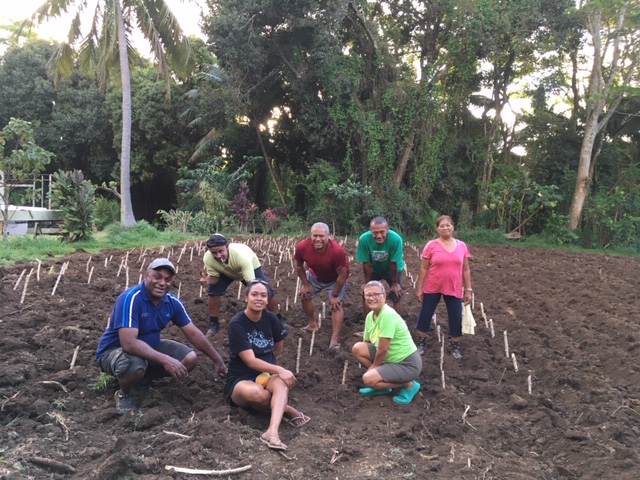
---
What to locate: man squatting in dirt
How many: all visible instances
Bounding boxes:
[295,222,349,350]
[96,258,227,414]
[199,233,287,336]
[356,217,406,315]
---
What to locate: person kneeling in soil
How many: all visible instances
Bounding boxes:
[226,279,310,451]
[199,233,287,336]
[352,281,422,405]
[96,258,227,414]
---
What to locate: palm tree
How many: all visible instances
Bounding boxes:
[19,0,192,226]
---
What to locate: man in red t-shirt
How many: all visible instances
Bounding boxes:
[294,223,350,350]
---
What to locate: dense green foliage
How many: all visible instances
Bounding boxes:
[50,170,96,242]
[2,0,639,251]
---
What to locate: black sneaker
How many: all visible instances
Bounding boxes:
[114,390,136,414]
[449,340,462,360]
[278,316,288,331]
[417,337,428,356]
[207,321,220,336]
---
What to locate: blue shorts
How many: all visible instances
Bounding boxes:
[305,271,347,301]
[207,266,275,299]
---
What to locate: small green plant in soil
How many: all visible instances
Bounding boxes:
[89,373,115,393]
[52,397,68,411]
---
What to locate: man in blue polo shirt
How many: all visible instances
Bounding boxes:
[96,258,227,414]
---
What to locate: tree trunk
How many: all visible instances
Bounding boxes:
[252,121,286,207]
[568,114,599,230]
[115,0,136,227]
[393,131,415,187]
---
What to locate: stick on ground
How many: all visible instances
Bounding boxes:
[70,346,80,369]
[29,456,76,474]
[165,464,252,475]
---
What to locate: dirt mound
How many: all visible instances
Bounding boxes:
[1,239,639,479]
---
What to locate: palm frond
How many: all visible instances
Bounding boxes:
[190,129,219,161]
[47,42,76,87]
[131,0,192,79]
[16,0,78,37]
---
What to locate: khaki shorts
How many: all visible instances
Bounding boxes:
[366,344,422,384]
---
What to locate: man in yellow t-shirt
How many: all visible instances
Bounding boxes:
[199,234,285,336]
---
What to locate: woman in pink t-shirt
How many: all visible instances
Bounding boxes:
[414,215,473,359]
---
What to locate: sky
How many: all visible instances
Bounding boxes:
[1,0,207,45]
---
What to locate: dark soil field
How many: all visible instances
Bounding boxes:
[1,237,639,479]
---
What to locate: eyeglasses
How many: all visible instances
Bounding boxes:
[248,278,270,286]
[364,292,385,299]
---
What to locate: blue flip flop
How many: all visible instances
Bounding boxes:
[359,387,393,397]
[393,381,421,405]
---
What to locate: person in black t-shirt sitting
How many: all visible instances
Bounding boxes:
[225,279,310,451]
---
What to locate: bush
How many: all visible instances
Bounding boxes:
[273,214,306,235]
[94,196,120,231]
[458,228,508,245]
[50,170,96,242]
[542,212,579,246]
[104,220,169,246]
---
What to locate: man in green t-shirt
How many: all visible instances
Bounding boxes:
[356,217,405,314]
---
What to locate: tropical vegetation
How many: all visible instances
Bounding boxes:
[0,0,638,251]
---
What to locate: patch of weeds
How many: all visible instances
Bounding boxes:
[133,410,144,430]
[6,415,20,428]
[52,397,68,411]
[88,373,115,393]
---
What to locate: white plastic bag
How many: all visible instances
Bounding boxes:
[462,303,476,335]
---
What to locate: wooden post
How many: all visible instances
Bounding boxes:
[13,269,27,290]
[70,346,80,369]
[341,360,349,385]
[20,268,34,304]
[504,331,509,357]
[296,338,302,374]
[309,331,316,356]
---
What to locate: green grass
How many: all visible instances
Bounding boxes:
[2,221,638,267]
[52,397,68,411]
[6,415,20,428]
[88,373,116,393]
[0,221,195,266]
